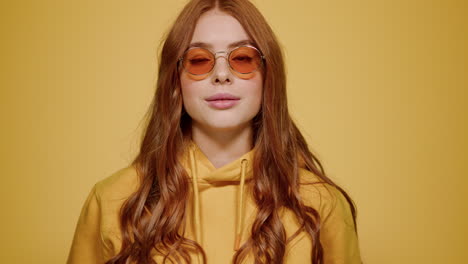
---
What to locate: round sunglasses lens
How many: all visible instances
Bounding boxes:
[229,47,262,74]
[183,48,214,75]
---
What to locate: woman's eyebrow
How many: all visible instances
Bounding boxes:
[188,40,253,49]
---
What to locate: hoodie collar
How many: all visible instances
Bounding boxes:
[182,141,255,185]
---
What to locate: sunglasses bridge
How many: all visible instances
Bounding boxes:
[211,51,230,64]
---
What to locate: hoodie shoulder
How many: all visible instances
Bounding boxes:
[68,166,140,262]
[297,168,334,211]
[94,165,140,202]
[297,169,362,263]
[297,168,351,223]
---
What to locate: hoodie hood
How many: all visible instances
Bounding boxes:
[181,141,255,262]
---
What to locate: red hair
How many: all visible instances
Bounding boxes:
[106,0,357,263]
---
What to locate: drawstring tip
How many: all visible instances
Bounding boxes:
[234,235,241,251]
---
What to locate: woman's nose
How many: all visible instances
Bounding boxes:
[211,55,232,85]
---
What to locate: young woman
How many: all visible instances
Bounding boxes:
[67,0,362,263]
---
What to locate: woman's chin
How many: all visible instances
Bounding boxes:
[194,119,252,133]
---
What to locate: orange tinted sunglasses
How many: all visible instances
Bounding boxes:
[178,45,265,78]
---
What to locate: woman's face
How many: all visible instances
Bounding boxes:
[180,10,263,132]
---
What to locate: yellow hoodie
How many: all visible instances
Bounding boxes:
[67,142,362,263]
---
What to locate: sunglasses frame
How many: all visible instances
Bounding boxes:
[178,44,265,77]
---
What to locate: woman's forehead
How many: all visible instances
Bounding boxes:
[190,10,250,51]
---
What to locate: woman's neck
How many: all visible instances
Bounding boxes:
[191,122,253,169]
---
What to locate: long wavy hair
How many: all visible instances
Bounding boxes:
[106,0,357,263]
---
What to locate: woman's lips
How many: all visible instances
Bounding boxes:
[206,99,239,109]
[205,93,240,110]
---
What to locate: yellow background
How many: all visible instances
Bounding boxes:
[1,0,466,263]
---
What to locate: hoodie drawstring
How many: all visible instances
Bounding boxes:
[189,149,203,264]
[188,147,248,263]
[234,158,247,251]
